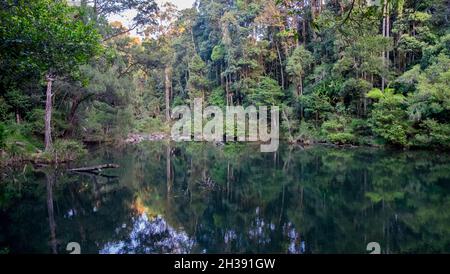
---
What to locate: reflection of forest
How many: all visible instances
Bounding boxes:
[0,142,449,254]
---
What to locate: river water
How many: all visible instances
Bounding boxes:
[0,142,449,254]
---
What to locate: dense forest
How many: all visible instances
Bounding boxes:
[1,0,449,164]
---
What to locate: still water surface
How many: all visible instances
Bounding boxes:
[0,142,449,254]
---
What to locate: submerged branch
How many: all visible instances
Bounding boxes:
[69,164,119,173]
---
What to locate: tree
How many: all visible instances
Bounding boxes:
[143,2,179,121]
[286,46,313,120]
[187,54,209,102]
[301,91,332,125]
[0,0,101,150]
[248,76,283,106]
[81,0,158,40]
[407,54,450,124]
[368,88,410,146]
[286,46,314,97]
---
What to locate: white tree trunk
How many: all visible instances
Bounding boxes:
[45,75,55,151]
[165,66,172,122]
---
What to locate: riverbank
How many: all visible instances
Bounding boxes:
[0,139,87,168]
[124,133,168,144]
[0,132,441,169]
[122,132,383,150]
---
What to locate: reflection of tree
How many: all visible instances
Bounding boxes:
[100,214,194,254]
[146,144,450,254]
[1,143,450,254]
[0,164,135,253]
[45,170,57,254]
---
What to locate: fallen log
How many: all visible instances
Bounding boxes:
[70,170,119,179]
[69,164,119,173]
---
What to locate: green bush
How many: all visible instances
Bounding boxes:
[328,132,355,145]
[321,118,346,133]
[135,117,169,133]
[41,139,87,162]
[28,108,68,137]
[2,123,40,159]
[412,119,450,149]
[0,97,10,121]
[369,90,410,147]
[321,116,356,145]
[295,121,320,144]
[208,87,226,107]
[351,119,372,137]
[350,119,374,145]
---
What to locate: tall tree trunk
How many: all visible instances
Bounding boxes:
[302,18,307,44]
[311,0,319,40]
[15,111,21,124]
[165,66,172,122]
[45,74,55,151]
[299,78,304,121]
[191,29,196,53]
[282,109,294,141]
[64,93,95,137]
[381,1,390,92]
[311,0,316,21]
[275,42,285,89]
[226,74,230,106]
[299,77,303,97]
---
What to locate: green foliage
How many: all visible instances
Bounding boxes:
[135,117,170,133]
[407,54,450,123]
[370,48,450,148]
[365,191,404,204]
[81,101,133,141]
[370,90,410,146]
[286,46,314,79]
[0,0,102,78]
[398,34,427,55]
[37,139,87,163]
[54,139,86,160]
[0,0,449,162]
[341,78,372,98]
[321,117,347,133]
[248,77,283,106]
[187,54,209,100]
[0,122,40,160]
[412,119,450,149]
[294,122,320,144]
[333,35,392,81]
[4,89,30,116]
[301,91,333,123]
[211,44,225,62]
[421,34,450,68]
[321,116,356,145]
[350,119,373,143]
[208,87,226,107]
[0,98,9,121]
[367,88,384,100]
[28,108,68,138]
[328,132,355,145]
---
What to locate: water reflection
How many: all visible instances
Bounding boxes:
[0,142,449,254]
[100,214,194,254]
[45,170,57,254]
